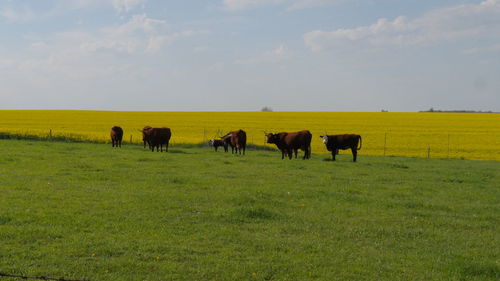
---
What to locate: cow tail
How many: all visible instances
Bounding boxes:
[357,136,362,150]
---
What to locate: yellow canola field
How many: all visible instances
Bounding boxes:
[0,110,499,161]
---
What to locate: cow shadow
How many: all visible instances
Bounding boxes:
[168,149,190,154]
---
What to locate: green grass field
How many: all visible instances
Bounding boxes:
[0,139,498,281]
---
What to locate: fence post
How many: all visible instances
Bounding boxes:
[447,134,450,158]
[203,128,206,142]
[427,146,430,159]
[130,135,133,144]
[383,132,387,156]
[49,129,52,141]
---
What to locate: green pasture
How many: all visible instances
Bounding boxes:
[0,139,498,281]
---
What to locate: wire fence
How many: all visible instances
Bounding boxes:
[0,129,498,161]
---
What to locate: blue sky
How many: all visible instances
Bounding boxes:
[1,0,499,111]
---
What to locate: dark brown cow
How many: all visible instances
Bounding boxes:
[149,127,172,152]
[222,129,247,155]
[142,126,153,149]
[209,139,229,152]
[110,126,123,148]
[320,134,362,161]
[265,130,312,159]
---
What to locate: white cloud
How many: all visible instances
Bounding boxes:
[224,0,282,11]
[463,42,500,54]
[235,45,291,64]
[287,0,343,10]
[223,0,341,11]
[146,30,208,53]
[79,14,167,54]
[0,6,36,22]
[61,0,145,13]
[1,13,205,84]
[111,0,145,13]
[304,0,500,51]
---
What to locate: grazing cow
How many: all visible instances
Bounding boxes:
[149,127,172,152]
[320,134,362,162]
[265,130,312,159]
[209,139,229,152]
[110,126,123,148]
[142,126,153,149]
[222,129,247,155]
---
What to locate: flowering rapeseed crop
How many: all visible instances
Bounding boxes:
[0,110,498,160]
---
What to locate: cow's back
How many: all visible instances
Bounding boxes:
[154,127,171,142]
[110,126,123,139]
[234,129,247,146]
[328,134,359,150]
[284,130,311,149]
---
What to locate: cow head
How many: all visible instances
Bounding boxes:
[208,139,215,146]
[320,135,329,144]
[265,133,279,144]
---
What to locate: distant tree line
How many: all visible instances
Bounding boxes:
[420,107,495,113]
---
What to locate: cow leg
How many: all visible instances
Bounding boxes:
[281,150,285,159]
[165,141,169,152]
[332,151,336,161]
[288,150,293,159]
[303,147,308,160]
[352,148,357,162]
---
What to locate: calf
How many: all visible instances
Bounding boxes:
[320,134,362,162]
[209,139,229,152]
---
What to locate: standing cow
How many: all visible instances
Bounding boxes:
[320,134,362,162]
[110,126,123,148]
[265,130,312,159]
[142,126,153,149]
[149,127,172,152]
[222,129,247,155]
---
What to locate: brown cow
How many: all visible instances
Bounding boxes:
[222,129,247,155]
[320,134,362,161]
[149,127,171,152]
[265,130,312,159]
[110,126,123,148]
[209,139,229,152]
[142,126,153,149]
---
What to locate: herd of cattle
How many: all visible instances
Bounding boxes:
[110,126,362,161]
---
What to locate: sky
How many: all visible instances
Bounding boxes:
[1,0,499,112]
